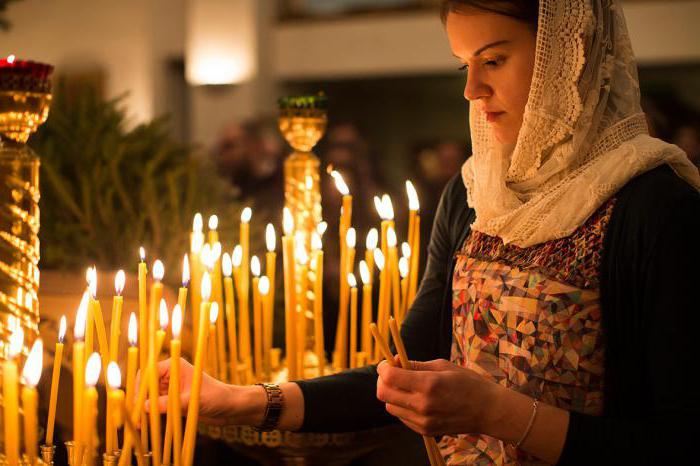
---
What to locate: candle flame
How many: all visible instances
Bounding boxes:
[251,256,261,277]
[191,234,204,254]
[193,213,203,233]
[401,242,411,259]
[366,228,379,250]
[201,272,212,300]
[373,196,383,219]
[317,221,328,237]
[382,195,395,220]
[208,215,219,230]
[346,227,357,249]
[283,207,294,235]
[387,227,397,248]
[259,276,270,295]
[139,247,146,262]
[399,256,409,278]
[7,54,15,64]
[128,313,137,346]
[212,242,222,263]
[85,353,101,387]
[232,245,243,267]
[22,339,43,387]
[107,362,121,390]
[87,266,97,298]
[406,180,420,211]
[331,170,350,196]
[159,299,169,330]
[115,270,126,295]
[153,260,165,281]
[8,326,23,359]
[359,260,370,285]
[209,302,219,324]
[241,207,252,223]
[266,224,276,252]
[172,304,183,338]
[373,249,385,271]
[295,241,309,266]
[182,254,190,288]
[74,291,89,341]
[222,253,232,277]
[311,232,323,251]
[59,315,67,343]
[200,243,212,270]
[347,272,357,288]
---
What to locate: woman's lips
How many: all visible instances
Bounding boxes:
[485,111,505,122]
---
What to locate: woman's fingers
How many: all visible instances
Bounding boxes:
[377,362,429,393]
[144,395,169,414]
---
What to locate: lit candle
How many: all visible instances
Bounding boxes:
[359,261,372,357]
[170,304,184,466]
[311,232,324,376]
[123,313,138,456]
[406,181,421,306]
[45,315,66,446]
[107,363,125,454]
[265,223,277,376]
[73,293,88,458]
[137,247,149,448]
[222,253,240,384]
[258,276,271,380]
[207,302,219,376]
[148,298,168,466]
[209,216,227,382]
[22,339,43,466]
[84,353,101,466]
[348,273,358,368]
[190,214,204,357]
[109,270,126,363]
[331,169,352,240]
[182,272,212,466]
[333,227,356,369]
[239,207,253,371]
[373,249,387,362]
[179,253,190,335]
[282,207,298,380]
[399,256,410,325]
[365,228,378,284]
[85,267,95,362]
[332,171,351,368]
[3,326,23,466]
[251,255,262,379]
[296,241,309,375]
[387,227,401,325]
[88,267,110,387]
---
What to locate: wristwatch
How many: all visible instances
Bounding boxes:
[254,383,284,432]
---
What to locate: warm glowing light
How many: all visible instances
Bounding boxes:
[193,213,203,233]
[222,253,232,277]
[22,339,43,387]
[311,232,323,251]
[406,180,420,211]
[182,254,190,287]
[374,249,385,271]
[399,257,409,278]
[266,224,276,252]
[211,243,222,265]
[200,243,213,270]
[115,270,126,296]
[241,207,252,223]
[209,302,219,324]
[251,256,261,277]
[346,228,357,249]
[7,55,15,64]
[192,234,203,254]
[359,260,370,285]
[331,170,350,196]
[366,228,378,250]
[382,195,395,220]
[283,207,294,235]
[85,353,101,387]
[258,276,270,295]
[232,245,243,267]
[306,175,313,190]
[128,313,137,346]
[296,243,309,266]
[201,272,212,301]
[153,260,165,281]
[172,304,183,338]
[159,299,169,330]
[58,315,67,343]
[373,196,383,219]
[317,221,328,237]
[387,227,397,248]
[347,273,357,288]
[107,362,121,390]
[74,291,89,340]
[208,215,219,230]
[401,242,411,259]
[139,247,146,262]
[87,266,97,298]
[8,327,23,359]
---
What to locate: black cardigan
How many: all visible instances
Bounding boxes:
[297,165,700,465]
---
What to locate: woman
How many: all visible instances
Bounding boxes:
[150,1,700,464]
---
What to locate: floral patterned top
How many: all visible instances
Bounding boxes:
[439,199,615,465]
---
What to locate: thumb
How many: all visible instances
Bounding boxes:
[409,359,454,372]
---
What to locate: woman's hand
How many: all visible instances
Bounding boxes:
[141,357,266,426]
[376,358,499,437]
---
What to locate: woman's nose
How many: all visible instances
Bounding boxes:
[464,69,490,101]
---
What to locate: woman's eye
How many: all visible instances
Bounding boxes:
[484,57,505,67]
[458,64,469,72]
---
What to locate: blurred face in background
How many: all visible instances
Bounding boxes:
[446,9,536,144]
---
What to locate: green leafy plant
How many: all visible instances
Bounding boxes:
[30,82,240,281]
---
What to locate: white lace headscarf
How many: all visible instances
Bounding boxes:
[461,0,700,247]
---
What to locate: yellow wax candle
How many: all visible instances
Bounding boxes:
[359,261,373,357]
[86,267,96,362]
[408,215,421,306]
[331,170,353,235]
[137,247,149,447]
[170,305,184,466]
[373,249,388,362]
[73,293,88,453]
[239,207,252,368]
[399,256,410,325]
[258,276,271,380]
[334,228,356,370]
[365,228,378,285]
[110,270,126,363]
[84,353,101,466]
[22,339,42,466]
[387,227,401,322]
[178,253,189,349]
[265,224,277,377]
[348,274,358,369]
[182,273,212,466]
[46,315,66,446]
[207,302,219,376]
[148,297,168,466]
[282,208,298,380]
[311,234,324,376]
[222,253,240,384]
[251,256,262,379]
[3,326,23,466]
[91,297,111,386]
[125,313,139,409]
[106,363,125,453]
[190,215,204,357]
[296,245,309,375]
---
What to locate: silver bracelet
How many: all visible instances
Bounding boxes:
[515,399,539,448]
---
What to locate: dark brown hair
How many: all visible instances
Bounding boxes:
[440,1,539,30]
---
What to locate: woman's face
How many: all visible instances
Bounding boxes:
[446,10,536,144]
